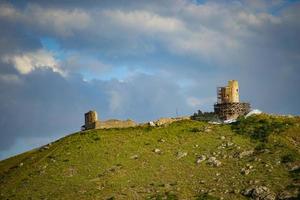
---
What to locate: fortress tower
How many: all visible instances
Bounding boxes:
[217,80,239,104]
[214,80,250,120]
[85,111,98,126]
[81,110,100,130]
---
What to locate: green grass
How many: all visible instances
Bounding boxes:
[0,116,299,199]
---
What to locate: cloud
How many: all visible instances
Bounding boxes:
[102,10,184,34]
[26,5,91,36]
[2,49,63,75]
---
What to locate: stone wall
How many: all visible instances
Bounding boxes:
[97,119,137,129]
[154,116,190,126]
[214,102,250,120]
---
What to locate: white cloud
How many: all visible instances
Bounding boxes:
[2,49,64,75]
[0,1,286,64]
[0,3,91,37]
[26,5,91,36]
[102,10,184,34]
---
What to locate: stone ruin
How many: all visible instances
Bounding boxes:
[81,110,137,130]
[214,80,250,120]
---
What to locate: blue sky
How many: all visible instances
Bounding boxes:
[0,0,300,160]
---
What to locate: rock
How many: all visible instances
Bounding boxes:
[249,180,260,185]
[238,150,254,158]
[149,121,156,126]
[277,188,300,200]
[252,186,276,200]
[233,189,240,194]
[287,162,300,172]
[241,168,250,175]
[246,163,254,169]
[158,138,165,143]
[241,164,254,175]
[155,117,189,126]
[220,136,226,140]
[19,162,24,167]
[227,142,234,147]
[207,157,222,167]
[153,149,161,154]
[176,151,188,159]
[242,188,254,196]
[196,155,206,164]
[204,126,212,132]
[242,186,276,200]
[276,161,281,165]
[130,155,139,159]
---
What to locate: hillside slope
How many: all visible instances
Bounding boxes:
[0,115,299,200]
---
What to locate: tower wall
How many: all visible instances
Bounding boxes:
[228,80,239,103]
[84,111,98,129]
[214,102,250,120]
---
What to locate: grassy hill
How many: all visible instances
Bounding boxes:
[0,114,299,200]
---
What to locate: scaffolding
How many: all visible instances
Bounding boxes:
[214,80,250,120]
[214,102,250,120]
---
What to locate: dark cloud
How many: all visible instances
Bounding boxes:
[0,68,192,152]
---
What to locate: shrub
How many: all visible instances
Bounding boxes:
[191,110,219,122]
[281,153,296,163]
[149,192,178,200]
[255,143,267,151]
[190,127,202,133]
[231,114,294,142]
[196,193,219,200]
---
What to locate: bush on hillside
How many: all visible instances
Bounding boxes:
[191,110,220,122]
[231,114,294,142]
[281,153,297,163]
[196,193,219,200]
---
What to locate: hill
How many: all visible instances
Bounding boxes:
[0,114,299,200]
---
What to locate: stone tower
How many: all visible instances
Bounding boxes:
[228,80,239,103]
[82,110,100,130]
[214,80,250,120]
[218,80,239,104]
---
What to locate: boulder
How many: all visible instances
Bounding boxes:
[154,149,161,154]
[149,121,156,127]
[207,157,222,167]
[196,155,206,164]
[238,150,254,158]
[242,186,276,200]
[176,151,188,159]
[277,188,299,200]
[130,155,139,160]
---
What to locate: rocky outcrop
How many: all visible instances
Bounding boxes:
[242,186,276,200]
[154,117,190,126]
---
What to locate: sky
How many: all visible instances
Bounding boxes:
[0,0,300,160]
